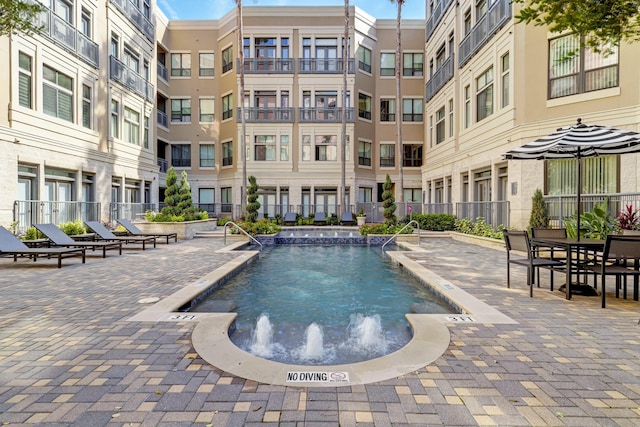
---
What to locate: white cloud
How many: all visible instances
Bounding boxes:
[158,0,180,19]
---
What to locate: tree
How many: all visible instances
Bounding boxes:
[513,0,640,50]
[0,0,45,37]
[340,0,349,213]
[528,188,550,230]
[177,171,196,218]
[391,0,405,203]
[382,174,397,225]
[162,167,181,216]
[246,175,261,222]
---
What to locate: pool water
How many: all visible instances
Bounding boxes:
[192,245,454,365]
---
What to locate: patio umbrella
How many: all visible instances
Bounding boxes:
[503,118,640,240]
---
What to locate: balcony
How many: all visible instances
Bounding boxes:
[425,54,455,102]
[157,110,168,128]
[241,58,294,73]
[109,0,154,41]
[157,158,169,173]
[157,63,168,82]
[459,0,512,67]
[238,107,295,122]
[425,0,454,42]
[32,3,99,67]
[298,108,355,123]
[298,58,355,74]
[109,55,155,102]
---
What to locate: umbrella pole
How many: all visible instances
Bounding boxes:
[576,150,582,241]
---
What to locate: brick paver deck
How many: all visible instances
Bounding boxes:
[1,236,639,426]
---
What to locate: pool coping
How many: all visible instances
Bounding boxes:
[128,240,516,387]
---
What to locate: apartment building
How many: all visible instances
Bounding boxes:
[0,0,158,232]
[423,0,640,229]
[156,7,426,220]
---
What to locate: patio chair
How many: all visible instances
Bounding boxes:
[313,211,326,226]
[116,218,178,244]
[340,212,355,226]
[84,221,156,250]
[34,223,122,257]
[503,230,566,297]
[586,235,640,308]
[283,212,297,226]
[0,226,85,268]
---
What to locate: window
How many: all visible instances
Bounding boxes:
[171,99,191,122]
[403,53,423,76]
[222,46,233,73]
[380,144,395,167]
[359,187,372,203]
[222,94,233,120]
[199,98,214,122]
[315,38,338,72]
[171,53,191,77]
[448,98,454,137]
[358,93,372,120]
[302,135,311,161]
[315,135,337,161]
[464,85,471,128]
[435,106,445,144]
[448,31,455,57]
[280,135,289,161]
[199,188,215,212]
[358,46,371,73]
[476,0,487,21]
[43,65,73,122]
[221,187,232,212]
[200,144,215,167]
[547,156,617,195]
[358,140,371,166]
[435,44,446,68]
[501,52,510,107]
[548,34,619,99]
[124,45,139,73]
[255,37,277,59]
[380,98,395,122]
[171,144,191,167]
[476,67,493,122]
[82,85,91,129]
[254,135,276,161]
[199,53,214,76]
[463,8,471,36]
[143,116,149,148]
[18,52,32,109]
[402,98,423,122]
[143,0,151,19]
[124,107,140,145]
[80,8,91,37]
[403,144,423,167]
[222,141,233,166]
[380,52,395,76]
[110,33,119,58]
[110,100,119,138]
[53,0,72,23]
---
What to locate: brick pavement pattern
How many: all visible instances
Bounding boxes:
[1,237,640,426]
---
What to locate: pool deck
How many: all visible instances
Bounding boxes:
[2,235,640,425]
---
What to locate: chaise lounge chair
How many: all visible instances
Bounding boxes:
[340,212,355,226]
[116,218,178,244]
[0,226,85,268]
[313,211,326,225]
[283,212,297,226]
[84,221,156,250]
[33,223,122,257]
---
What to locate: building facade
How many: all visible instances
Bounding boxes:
[1,1,639,232]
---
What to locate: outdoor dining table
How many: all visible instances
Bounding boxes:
[529,237,605,300]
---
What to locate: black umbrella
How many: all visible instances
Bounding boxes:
[503,118,640,240]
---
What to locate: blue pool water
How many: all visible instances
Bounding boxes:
[192,245,454,365]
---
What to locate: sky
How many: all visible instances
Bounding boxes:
[157,0,426,21]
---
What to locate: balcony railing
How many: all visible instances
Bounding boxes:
[425,54,455,102]
[240,58,295,73]
[423,203,454,215]
[238,107,295,122]
[32,3,99,67]
[13,200,101,235]
[109,202,156,223]
[544,192,640,228]
[459,0,511,67]
[157,158,169,173]
[298,108,355,123]
[109,0,154,41]
[157,62,168,82]
[425,0,454,42]
[109,55,155,102]
[157,110,168,128]
[298,58,355,74]
[456,201,510,228]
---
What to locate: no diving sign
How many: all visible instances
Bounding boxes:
[286,371,350,383]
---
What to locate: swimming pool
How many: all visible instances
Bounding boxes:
[191,245,455,365]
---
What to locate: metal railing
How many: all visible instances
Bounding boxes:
[425,0,454,42]
[298,58,355,74]
[157,63,168,82]
[238,107,294,122]
[224,221,263,252]
[298,107,355,123]
[423,203,454,214]
[109,55,155,102]
[13,200,101,234]
[382,220,420,255]
[240,58,294,73]
[456,201,510,228]
[425,54,455,102]
[544,193,640,227]
[459,0,511,67]
[157,110,168,128]
[109,0,154,41]
[109,202,156,223]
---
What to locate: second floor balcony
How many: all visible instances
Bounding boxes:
[298,107,355,123]
[425,54,455,102]
[157,110,168,128]
[238,107,295,122]
[109,56,155,102]
[157,62,168,82]
[459,0,512,67]
[241,58,295,73]
[298,58,355,74]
